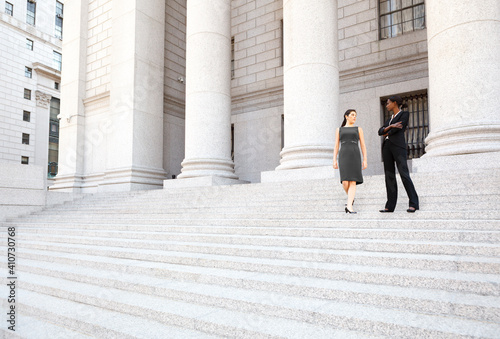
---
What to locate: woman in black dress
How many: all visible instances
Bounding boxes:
[333,109,367,214]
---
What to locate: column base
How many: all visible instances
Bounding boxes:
[177,158,238,180]
[261,165,337,183]
[163,176,248,189]
[50,173,85,193]
[413,151,500,173]
[276,145,333,170]
[425,124,500,157]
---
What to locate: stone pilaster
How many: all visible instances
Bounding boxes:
[425,0,500,157]
[176,0,238,181]
[103,0,166,191]
[34,91,51,188]
[50,0,88,192]
[277,0,339,170]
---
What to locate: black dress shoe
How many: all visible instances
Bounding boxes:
[345,207,357,214]
[379,209,393,213]
[407,207,418,213]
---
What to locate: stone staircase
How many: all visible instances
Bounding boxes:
[1,169,500,338]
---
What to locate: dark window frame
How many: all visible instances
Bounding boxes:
[379,0,425,40]
[5,2,13,16]
[381,90,429,159]
[53,51,62,71]
[23,110,31,122]
[24,88,31,100]
[26,0,36,26]
[22,133,30,145]
[26,38,34,50]
[25,66,32,78]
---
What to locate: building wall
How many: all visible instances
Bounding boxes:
[0,0,63,170]
[49,0,431,190]
[163,0,186,179]
[230,0,429,181]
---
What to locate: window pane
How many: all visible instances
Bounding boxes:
[26,39,33,50]
[5,2,13,16]
[402,8,413,32]
[390,12,402,36]
[390,0,402,11]
[380,0,391,14]
[402,0,412,8]
[380,14,391,29]
[380,27,391,39]
[23,111,31,122]
[414,4,425,30]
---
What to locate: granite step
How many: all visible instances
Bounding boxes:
[18,272,388,339]
[12,250,500,328]
[16,225,500,244]
[13,234,500,273]
[8,218,500,230]
[12,244,500,296]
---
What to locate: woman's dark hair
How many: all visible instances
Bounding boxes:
[388,95,408,110]
[341,109,356,127]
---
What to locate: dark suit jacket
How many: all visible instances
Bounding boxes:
[378,110,409,149]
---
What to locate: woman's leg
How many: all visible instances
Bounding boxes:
[342,181,349,194]
[347,181,356,209]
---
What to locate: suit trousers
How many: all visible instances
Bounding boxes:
[382,140,419,211]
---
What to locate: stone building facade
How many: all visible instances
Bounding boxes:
[0,0,64,184]
[51,0,500,192]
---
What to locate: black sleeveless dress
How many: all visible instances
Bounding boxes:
[339,127,363,185]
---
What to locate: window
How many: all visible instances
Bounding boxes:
[54,82,59,90]
[53,51,62,71]
[5,2,13,16]
[26,39,33,50]
[24,89,31,100]
[22,133,30,145]
[381,90,429,159]
[231,124,234,161]
[48,98,60,177]
[55,1,63,39]
[26,0,36,26]
[231,37,235,79]
[21,156,29,165]
[379,0,425,40]
[23,110,31,122]
[25,66,32,78]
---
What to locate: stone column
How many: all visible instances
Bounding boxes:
[425,0,500,156]
[277,0,339,170]
[34,91,51,189]
[104,0,166,191]
[176,0,238,181]
[50,0,88,192]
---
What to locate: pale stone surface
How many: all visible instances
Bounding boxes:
[425,0,500,157]
[178,0,238,180]
[51,0,89,192]
[261,165,337,182]
[277,0,339,170]
[164,176,247,188]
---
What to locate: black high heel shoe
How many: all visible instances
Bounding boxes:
[345,207,357,214]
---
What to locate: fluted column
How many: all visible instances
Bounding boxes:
[277,0,338,170]
[425,0,500,156]
[177,0,237,179]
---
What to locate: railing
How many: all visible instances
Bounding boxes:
[382,91,429,159]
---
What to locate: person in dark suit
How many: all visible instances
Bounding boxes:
[378,95,419,213]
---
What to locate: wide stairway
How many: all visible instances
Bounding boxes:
[2,169,500,338]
